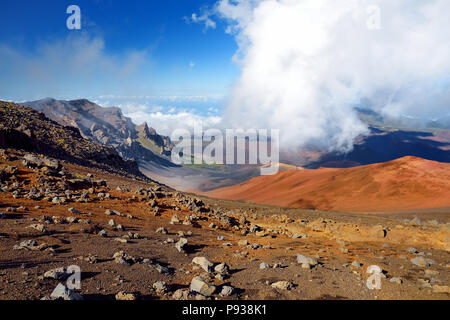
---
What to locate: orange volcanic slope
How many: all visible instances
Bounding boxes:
[206,156,450,213]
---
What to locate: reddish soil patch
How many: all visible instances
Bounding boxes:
[206,157,450,213]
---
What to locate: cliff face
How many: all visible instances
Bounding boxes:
[23,98,174,161]
[136,122,174,157]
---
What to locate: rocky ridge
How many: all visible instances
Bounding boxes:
[22,98,174,161]
[0,101,143,178]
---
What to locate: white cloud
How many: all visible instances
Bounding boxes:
[193,0,450,152]
[94,94,222,102]
[187,10,217,31]
[0,33,150,100]
[126,111,222,136]
[117,102,222,136]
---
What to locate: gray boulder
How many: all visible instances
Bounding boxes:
[50,283,83,300]
[190,276,216,296]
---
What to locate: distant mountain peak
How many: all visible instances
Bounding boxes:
[22,98,173,162]
[136,121,173,157]
[139,121,157,137]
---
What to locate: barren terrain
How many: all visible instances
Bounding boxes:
[1,150,449,300]
[207,157,450,213]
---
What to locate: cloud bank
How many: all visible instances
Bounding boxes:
[118,102,222,136]
[193,0,450,152]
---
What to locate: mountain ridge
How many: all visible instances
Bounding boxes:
[22,98,174,162]
[0,100,144,178]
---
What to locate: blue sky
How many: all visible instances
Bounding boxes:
[0,0,238,116]
[1,0,448,144]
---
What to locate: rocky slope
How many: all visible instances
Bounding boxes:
[23,98,173,161]
[0,101,142,178]
[206,157,450,213]
[0,148,449,300]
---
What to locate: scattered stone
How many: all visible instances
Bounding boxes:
[81,255,99,264]
[192,257,213,272]
[98,229,107,237]
[43,267,70,280]
[13,239,45,251]
[115,291,138,300]
[238,240,249,246]
[156,227,168,234]
[172,289,196,300]
[190,276,216,296]
[255,231,268,237]
[390,277,403,284]
[220,286,234,297]
[27,224,47,233]
[153,281,168,293]
[351,261,363,268]
[215,273,225,281]
[50,283,83,301]
[127,232,140,239]
[214,262,230,275]
[418,278,432,288]
[175,238,188,253]
[154,263,170,274]
[407,247,418,254]
[271,281,293,290]
[411,257,434,268]
[105,209,121,216]
[52,197,63,205]
[113,251,135,265]
[65,216,78,224]
[297,254,318,269]
[260,262,270,269]
[408,217,421,226]
[170,215,180,224]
